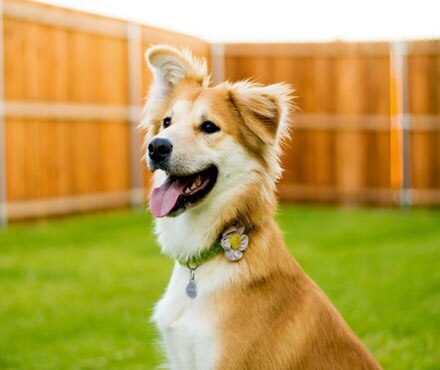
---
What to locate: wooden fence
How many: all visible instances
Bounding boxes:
[220,42,440,206]
[0,0,210,222]
[0,0,439,223]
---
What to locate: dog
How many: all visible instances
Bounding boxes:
[142,45,381,370]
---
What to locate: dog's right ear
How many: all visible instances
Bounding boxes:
[145,45,209,113]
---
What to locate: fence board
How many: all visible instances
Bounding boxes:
[408,45,439,191]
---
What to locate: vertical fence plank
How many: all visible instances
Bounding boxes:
[409,50,432,191]
[98,36,130,194]
[70,31,97,196]
[52,26,70,198]
[211,43,224,84]
[281,57,306,188]
[335,53,366,203]
[390,41,410,206]
[0,0,7,225]
[301,57,317,186]
[127,23,144,207]
[366,55,391,191]
[4,17,24,204]
[435,51,440,190]
[312,56,334,187]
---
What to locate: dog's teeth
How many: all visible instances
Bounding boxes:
[195,176,201,186]
[184,187,191,194]
[190,182,197,190]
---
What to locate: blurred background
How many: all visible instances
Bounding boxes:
[0,0,439,369]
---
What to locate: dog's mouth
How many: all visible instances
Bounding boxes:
[150,166,218,218]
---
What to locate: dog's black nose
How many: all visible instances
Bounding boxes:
[148,138,173,163]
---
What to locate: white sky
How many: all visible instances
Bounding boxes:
[34,0,440,42]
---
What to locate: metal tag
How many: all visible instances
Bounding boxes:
[185,263,198,299]
[186,279,197,299]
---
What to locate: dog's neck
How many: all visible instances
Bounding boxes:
[154,178,276,262]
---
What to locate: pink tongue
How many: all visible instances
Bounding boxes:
[150,178,187,218]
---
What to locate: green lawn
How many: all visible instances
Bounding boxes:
[0,205,439,370]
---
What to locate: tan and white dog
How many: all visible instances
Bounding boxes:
[142,45,381,370]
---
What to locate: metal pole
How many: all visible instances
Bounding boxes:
[400,44,411,207]
[211,43,224,85]
[0,0,8,227]
[126,23,144,208]
[390,41,411,207]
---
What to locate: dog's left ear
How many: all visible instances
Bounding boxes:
[228,82,293,149]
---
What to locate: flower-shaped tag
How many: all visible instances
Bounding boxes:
[220,226,249,262]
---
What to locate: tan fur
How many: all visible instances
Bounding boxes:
[144,45,381,370]
[214,219,380,370]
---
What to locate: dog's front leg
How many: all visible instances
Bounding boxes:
[159,323,195,370]
[153,265,219,370]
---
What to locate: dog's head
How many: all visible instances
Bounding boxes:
[142,45,292,220]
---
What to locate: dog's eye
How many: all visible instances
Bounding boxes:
[200,121,220,134]
[163,117,172,129]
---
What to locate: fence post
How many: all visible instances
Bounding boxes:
[0,0,7,227]
[211,43,224,84]
[390,41,411,207]
[126,22,144,208]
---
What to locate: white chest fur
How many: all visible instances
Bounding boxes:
[152,261,236,370]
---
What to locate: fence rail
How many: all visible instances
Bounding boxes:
[0,0,439,223]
